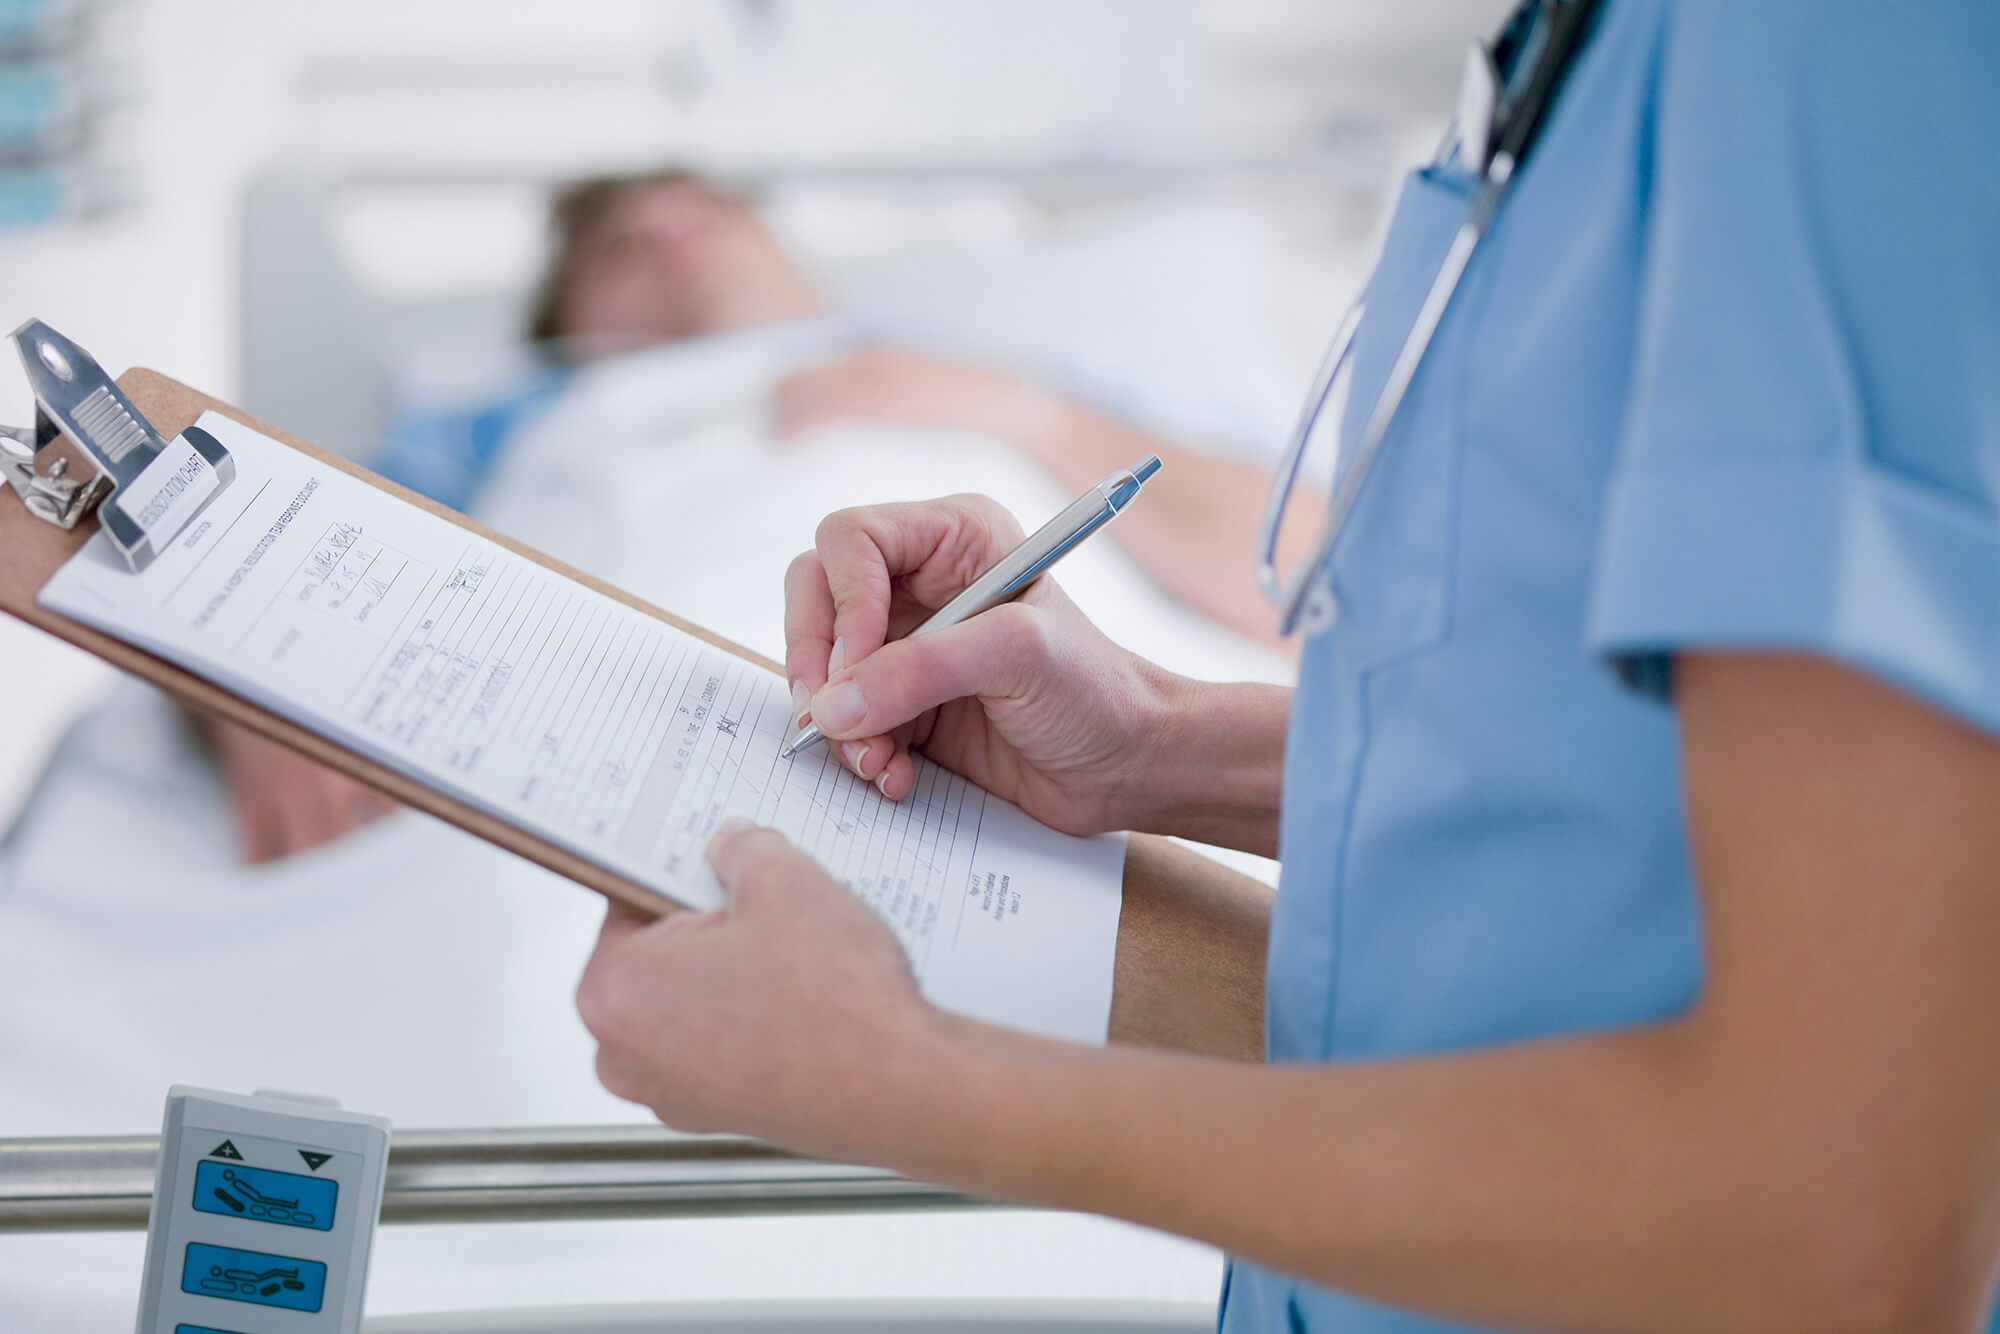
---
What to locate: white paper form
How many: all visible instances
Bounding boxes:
[40,413,1126,1043]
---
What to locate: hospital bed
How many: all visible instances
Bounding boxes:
[0,158,1325,1333]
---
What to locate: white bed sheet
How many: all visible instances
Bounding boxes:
[0,322,1282,1328]
[474,322,1296,688]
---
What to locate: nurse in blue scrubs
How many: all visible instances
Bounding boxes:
[577,1,2000,1329]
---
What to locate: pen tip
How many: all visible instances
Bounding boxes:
[778,741,796,759]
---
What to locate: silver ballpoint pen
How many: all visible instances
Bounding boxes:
[780,454,1164,759]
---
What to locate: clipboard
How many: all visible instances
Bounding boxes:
[1,349,1271,1057]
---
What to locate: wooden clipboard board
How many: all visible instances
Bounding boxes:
[1,369,1271,1058]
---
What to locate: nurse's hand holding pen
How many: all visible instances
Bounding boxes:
[771,493,1285,851]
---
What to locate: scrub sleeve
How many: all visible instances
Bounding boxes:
[1588,1,2000,727]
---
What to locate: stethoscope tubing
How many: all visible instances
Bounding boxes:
[1255,0,1603,637]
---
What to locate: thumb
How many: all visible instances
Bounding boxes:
[806,601,1048,742]
[707,818,813,909]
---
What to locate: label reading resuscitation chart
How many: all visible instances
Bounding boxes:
[41,413,1125,1043]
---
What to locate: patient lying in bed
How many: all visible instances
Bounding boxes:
[211,170,1310,864]
[0,172,1290,1325]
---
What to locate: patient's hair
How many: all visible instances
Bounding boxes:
[526,168,711,344]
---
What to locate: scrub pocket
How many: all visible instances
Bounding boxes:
[1319,163,1482,668]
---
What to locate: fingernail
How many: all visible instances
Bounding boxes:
[812,680,866,734]
[842,740,872,775]
[875,771,893,797]
[827,636,847,677]
[714,815,756,839]
[790,679,811,728]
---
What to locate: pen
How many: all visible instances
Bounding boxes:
[781,453,1164,759]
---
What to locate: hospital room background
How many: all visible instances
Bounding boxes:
[0,2,1506,1330]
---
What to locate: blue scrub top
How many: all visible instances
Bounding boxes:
[1222,2,2000,1331]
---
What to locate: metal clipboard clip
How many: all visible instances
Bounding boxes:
[1,319,235,572]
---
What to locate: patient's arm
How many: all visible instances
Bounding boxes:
[194,715,398,863]
[772,348,1323,648]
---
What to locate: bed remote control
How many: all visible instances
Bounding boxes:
[134,1086,390,1334]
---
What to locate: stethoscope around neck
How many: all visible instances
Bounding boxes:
[1255,0,1604,638]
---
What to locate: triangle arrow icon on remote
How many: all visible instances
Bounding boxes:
[209,1140,242,1160]
[299,1151,331,1172]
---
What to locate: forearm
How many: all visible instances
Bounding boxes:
[1127,672,1288,858]
[885,1022,1682,1328]
[864,1013,1964,1334]
[1007,395,1310,647]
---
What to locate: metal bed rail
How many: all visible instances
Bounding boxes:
[0,1126,975,1233]
[326,142,1385,194]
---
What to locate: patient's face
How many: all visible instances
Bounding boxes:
[557,181,818,356]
